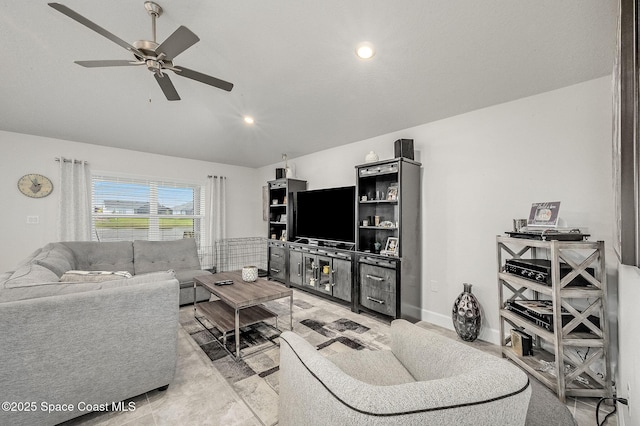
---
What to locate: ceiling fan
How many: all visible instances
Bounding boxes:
[48,2,234,101]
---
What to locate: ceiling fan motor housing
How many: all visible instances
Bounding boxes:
[133,40,159,57]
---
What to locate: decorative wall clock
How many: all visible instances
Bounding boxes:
[17,174,53,198]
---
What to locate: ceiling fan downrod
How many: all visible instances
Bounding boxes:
[144,1,162,43]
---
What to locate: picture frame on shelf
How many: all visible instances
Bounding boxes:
[386,184,398,201]
[381,237,399,256]
[279,213,287,223]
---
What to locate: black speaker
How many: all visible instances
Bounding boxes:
[394,139,414,160]
[275,168,286,179]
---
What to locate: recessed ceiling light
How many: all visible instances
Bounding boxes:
[356,42,375,59]
[243,116,254,124]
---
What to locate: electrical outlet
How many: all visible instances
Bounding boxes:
[26,215,39,224]
[430,279,438,292]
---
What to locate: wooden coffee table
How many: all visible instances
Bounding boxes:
[194,271,293,360]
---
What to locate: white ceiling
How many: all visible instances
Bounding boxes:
[0,1,617,168]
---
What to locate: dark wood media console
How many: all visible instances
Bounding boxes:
[267,157,422,321]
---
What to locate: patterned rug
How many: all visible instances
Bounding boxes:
[179,289,392,425]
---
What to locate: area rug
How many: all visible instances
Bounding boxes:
[179,290,392,425]
[180,289,581,426]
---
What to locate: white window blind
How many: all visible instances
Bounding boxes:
[91,174,205,244]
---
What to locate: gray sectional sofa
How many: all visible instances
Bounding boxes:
[0,238,212,426]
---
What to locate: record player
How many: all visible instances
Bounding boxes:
[505,227,590,241]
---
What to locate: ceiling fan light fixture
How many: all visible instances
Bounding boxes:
[243,116,255,125]
[356,42,375,59]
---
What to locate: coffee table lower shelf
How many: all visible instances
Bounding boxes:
[195,300,281,360]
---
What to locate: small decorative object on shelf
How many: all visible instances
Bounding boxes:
[512,218,527,232]
[242,266,258,282]
[452,283,482,342]
[510,329,533,356]
[282,154,294,178]
[365,151,379,163]
[386,183,398,200]
[380,237,399,256]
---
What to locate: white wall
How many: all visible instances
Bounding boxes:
[618,264,640,425]
[0,131,263,272]
[258,76,615,344]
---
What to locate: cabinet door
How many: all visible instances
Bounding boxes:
[303,254,318,289]
[315,256,333,295]
[331,258,352,302]
[288,249,303,286]
[359,263,396,316]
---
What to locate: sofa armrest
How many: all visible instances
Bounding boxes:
[0,278,179,426]
[279,330,531,426]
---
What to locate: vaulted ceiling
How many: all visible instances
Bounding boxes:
[0,1,617,167]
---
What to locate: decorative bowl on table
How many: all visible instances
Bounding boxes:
[242,266,258,282]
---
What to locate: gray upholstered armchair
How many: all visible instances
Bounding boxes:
[278,319,532,425]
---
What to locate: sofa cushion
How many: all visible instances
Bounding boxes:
[174,269,212,287]
[327,349,416,386]
[2,263,60,289]
[0,271,177,303]
[60,270,133,283]
[33,243,77,277]
[62,241,134,274]
[133,239,201,274]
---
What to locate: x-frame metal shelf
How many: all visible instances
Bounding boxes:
[496,236,612,402]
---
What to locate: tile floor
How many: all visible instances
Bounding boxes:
[61,288,615,425]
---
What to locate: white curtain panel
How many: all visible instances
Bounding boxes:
[58,157,91,241]
[206,175,227,267]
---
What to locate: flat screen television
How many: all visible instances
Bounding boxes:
[295,186,355,243]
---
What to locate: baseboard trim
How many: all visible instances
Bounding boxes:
[419,309,501,345]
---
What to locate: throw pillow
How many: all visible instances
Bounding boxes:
[3,263,60,288]
[33,244,76,277]
[59,270,133,283]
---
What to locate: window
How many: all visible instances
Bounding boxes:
[91,174,205,244]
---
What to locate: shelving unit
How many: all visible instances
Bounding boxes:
[267,178,306,283]
[355,158,421,320]
[496,236,612,402]
[267,178,306,242]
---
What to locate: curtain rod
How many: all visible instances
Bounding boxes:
[55,157,88,164]
[207,175,227,179]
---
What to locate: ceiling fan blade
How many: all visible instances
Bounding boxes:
[154,72,181,101]
[48,3,144,57]
[173,66,233,92]
[156,26,200,60]
[75,60,142,68]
